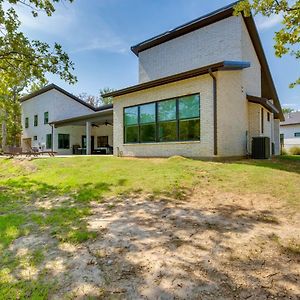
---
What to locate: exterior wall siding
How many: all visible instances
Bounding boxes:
[216,70,248,157]
[113,75,214,158]
[247,103,275,154]
[138,16,243,83]
[21,89,113,155]
[280,124,300,150]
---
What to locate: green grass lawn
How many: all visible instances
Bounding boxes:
[0,155,299,298]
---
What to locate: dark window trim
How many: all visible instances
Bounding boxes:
[123,93,200,144]
[25,117,29,128]
[46,133,52,149]
[33,135,37,141]
[44,112,49,124]
[294,132,300,137]
[34,115,38,127]
[58,133,70,149]
[267,112,270,122]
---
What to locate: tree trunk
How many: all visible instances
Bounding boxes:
[1,110,7,151]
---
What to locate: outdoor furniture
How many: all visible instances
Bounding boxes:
[39,150,57,157]
[3,146,23,157]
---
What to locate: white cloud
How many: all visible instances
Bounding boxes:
[15,2,76,36]
[9,2,128,54]
[255,14,283,31]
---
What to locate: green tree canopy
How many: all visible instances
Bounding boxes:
[100,87,115,105]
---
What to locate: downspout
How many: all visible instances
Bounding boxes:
[208,68,217,156]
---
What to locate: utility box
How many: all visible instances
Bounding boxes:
[252,137,271,159]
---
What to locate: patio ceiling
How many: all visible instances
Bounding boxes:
[50,108,113,128]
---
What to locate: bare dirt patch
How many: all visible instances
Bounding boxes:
[85,191,299,299]
[9,191,300,299]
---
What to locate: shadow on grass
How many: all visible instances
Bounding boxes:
[235,156,300,175]
[0,189,299,298]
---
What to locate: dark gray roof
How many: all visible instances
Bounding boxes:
[281,111,300,126]
[19,83,107,112]
[131,1,240,55]
[49,106,113,127]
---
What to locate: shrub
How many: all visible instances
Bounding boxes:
[289,146,300,155]
[281,148,288,155]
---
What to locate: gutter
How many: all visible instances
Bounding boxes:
[208,68,218,156]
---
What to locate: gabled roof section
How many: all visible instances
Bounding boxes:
[103,61,250,98]
[281,111,300,126]
[19,83,97,111]
[131,1,240,55]
[130,1,284,121]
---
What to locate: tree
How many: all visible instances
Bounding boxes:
[234,0,300,87]
[0,0,77,149]
[282,107,295,114]
[99,87,115,105]
[77,92,101,108]
[0,0,77,87]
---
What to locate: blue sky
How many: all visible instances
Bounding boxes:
[17,0,299,109]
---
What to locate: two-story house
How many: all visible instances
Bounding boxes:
[21,2,284,158]
[104,2,283,158]
[20,84,113,155]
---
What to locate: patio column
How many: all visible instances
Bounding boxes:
[86,121,91,155]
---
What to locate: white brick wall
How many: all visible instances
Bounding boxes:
[113,75,214,158]
[138,16,244,83]
[217,70,248,157]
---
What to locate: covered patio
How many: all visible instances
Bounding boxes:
[50,105,113,155]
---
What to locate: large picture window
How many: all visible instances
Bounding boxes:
[58,134,70,149]
[124,94,200,144]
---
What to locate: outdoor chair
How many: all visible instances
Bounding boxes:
[4,146,23,157]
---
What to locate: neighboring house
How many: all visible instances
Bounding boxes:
[20,84,113,155]
[20,2,284,158]
[280,112,300,150]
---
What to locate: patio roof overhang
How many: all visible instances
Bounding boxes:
[49,108,113,128]
[247,95,280,119]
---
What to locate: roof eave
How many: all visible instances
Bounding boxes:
[19,83,97,112]
[103,61,250,98]
[131,1,239,56]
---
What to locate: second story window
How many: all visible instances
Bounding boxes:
[44,112,49,124]
[25,117,29,128]
[34,115,38,127]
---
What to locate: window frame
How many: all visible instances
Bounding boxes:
[123,93,200,144]
[46,134,52,149]
[44,112,49,124]
[97,136,109,147]
[25,117,29,128]
[34,115,38,127]
[294,132,300,137]
[33,135,37,141]
[58,133,70,149]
